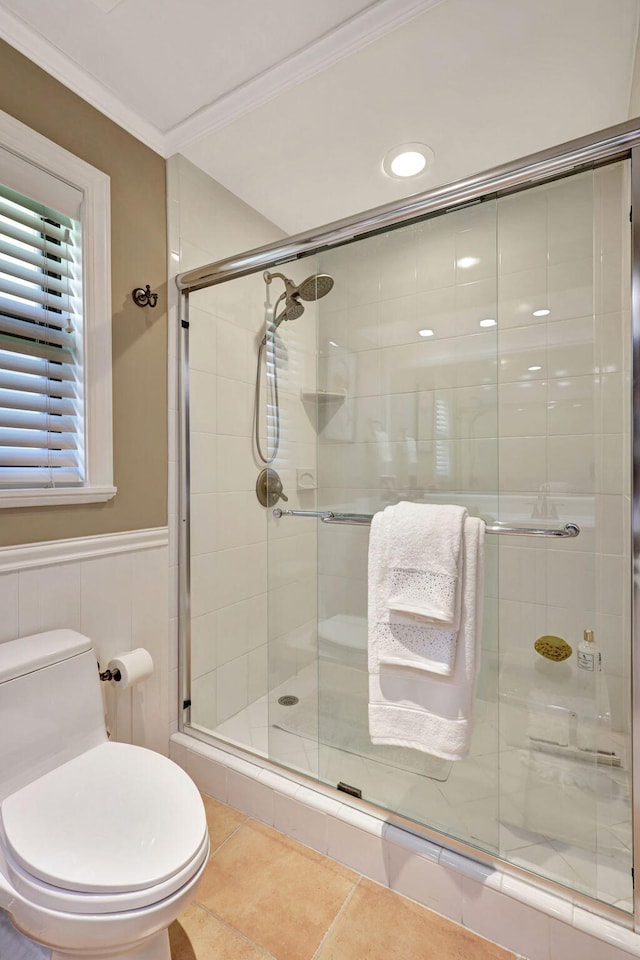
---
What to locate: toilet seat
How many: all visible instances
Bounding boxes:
[0,741,209,914]
[1,830,209,914]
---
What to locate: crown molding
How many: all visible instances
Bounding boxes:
[0,6,166,155]
[1,0,445,159]
[164,0,447,155]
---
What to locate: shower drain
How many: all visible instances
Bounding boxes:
[277,695,299,707]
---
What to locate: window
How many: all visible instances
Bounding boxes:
[0,110,115,507]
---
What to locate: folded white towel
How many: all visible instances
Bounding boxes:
[369,502,467,676]
[368,512,484,761]
[384,501,467,626]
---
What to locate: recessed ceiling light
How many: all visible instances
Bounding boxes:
[533,309,550,317]
[392,152,426,177]
[479,318,496,327]
[418,328,434,337]
[383,143,434,180]
[528,365,542,372]
[457,256,479,269]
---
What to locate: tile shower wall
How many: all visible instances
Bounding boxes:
[495,163,630,735]
[315,162,629,726]
[167,156,318,736]
[315,198,500,682]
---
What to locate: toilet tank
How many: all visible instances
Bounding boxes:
[0,630,107,801]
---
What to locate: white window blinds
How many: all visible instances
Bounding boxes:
[0,181,84,488]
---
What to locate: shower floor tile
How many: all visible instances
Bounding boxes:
[170,795,518,960]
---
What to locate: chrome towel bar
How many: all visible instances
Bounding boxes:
[272,508,580,538]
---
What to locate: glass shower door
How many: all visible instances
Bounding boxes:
[314,201,502,853]
[258,159,631,907]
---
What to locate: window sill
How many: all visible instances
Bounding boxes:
[0,486,117,509]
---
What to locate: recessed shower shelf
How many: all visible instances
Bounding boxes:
[300,388,347,404]
[300,389,347,433]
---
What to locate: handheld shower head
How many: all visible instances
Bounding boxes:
[257,269,335,466]
[281,297,304,322]
[264,291,304,341]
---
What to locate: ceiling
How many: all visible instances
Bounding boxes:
[1,0,639,234]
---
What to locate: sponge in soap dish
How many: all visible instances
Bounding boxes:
[534,635,573,662]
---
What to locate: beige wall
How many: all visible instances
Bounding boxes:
[0,41,167,545]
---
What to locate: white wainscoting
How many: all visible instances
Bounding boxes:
[0,527,170,755]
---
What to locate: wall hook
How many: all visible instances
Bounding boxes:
[132,284,158,308]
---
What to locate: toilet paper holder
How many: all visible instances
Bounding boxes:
[98,664,121,682]
[97,648,154,689]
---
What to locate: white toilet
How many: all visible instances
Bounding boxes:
[0,629,210,960]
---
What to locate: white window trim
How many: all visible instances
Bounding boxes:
[0,109,116,508]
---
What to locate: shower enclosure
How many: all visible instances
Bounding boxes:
[177,120,637,919]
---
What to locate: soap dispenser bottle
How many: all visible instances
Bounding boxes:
[577,629,602,673]
[575,629,610,753]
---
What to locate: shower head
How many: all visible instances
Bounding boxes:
[297,274,334,302]
[263,270,334,305]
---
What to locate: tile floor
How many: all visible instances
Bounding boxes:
[170,794,520,960]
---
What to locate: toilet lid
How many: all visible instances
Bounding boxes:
[1,742,207,894]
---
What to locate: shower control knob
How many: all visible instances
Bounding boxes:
[256,467,288,507]
[272,474,288,503]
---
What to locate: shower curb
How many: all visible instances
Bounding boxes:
[170,732,638,960]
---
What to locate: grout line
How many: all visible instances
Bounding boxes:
[191,902,278,960]
[310,875,363,960]
[205,819,248,860]
[344,873,523,960]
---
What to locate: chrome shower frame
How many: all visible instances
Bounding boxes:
[177,116,640,931]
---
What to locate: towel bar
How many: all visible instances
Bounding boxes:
[271,508,580,538]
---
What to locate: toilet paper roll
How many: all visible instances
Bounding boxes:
[108,647,153,689]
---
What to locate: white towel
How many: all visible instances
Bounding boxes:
[370,502,467,675]
[368,512,484,761]
[385,501,467,627]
